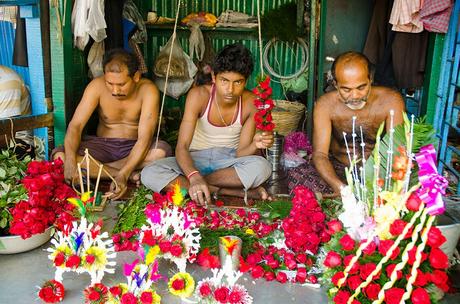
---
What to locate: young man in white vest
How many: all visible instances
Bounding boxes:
[141,44,274,205]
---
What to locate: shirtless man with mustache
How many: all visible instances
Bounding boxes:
[53,49,171,199]
[289,51,405,197]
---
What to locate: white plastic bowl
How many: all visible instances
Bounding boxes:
[0,227,53,254]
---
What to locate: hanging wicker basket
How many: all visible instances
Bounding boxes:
[271,100,306,136]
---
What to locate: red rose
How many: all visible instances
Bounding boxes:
[284,256,298,270]
[308,275,318,284]
[266,257,280,269]
[276,271,288,284]
[251,265,265,279]
[214,286,229,302]
[390,219,411,238]
[324,251,342,268]
[88,290,100,301]
[228,290,242,303]
[331,272,345,286]
[327,220,343,234]
[385,288,405,304]
[85,254,96,265]
[429,248,449,269]
[54,252,65,266]
[411,288,431,304]
[296,253,308,264]
[110,286,122,297]
[360,263,379,281]
[406,193,422,211]
[408,247,427,265]
[339,234,355,251]
[347,275,362,290]
[264,271,276,281]
[158,240,172,252]
[364,283,381,300]
[199,283,212,297]
[170,244,183,257]
[333,290,351,304]
[386,264,402,280]
[411,269,429,287]
[378,240,400,260]
[171,278,185,291]
[121,292,137,304]
[65,255,81,268]
[246,253,262,266]
[361,240,377,256]
[296,268,307,283]
[427,227,447,248]
[430,270,448,287]
[140,291,153,304]
[343,255,359,274]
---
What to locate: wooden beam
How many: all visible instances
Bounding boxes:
[0,113,53,135]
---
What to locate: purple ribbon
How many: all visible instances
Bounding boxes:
[415,144,448,215]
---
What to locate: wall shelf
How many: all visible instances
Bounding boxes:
[146,24,258,40]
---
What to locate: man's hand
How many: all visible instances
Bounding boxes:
[254,131,274,149]
[64,158,78,183]
[107,173,128,200]
[188,174,211,206]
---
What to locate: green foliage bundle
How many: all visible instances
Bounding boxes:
[0,148,31,234]
[112,186,151,233]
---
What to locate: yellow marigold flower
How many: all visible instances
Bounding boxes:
[245,228,255,235]
[83,246,107,271]
[168,272,195,298]
[146,245,160,265]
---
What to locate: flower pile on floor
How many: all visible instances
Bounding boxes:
[322,114,452,304]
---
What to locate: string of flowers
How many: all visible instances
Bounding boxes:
[253,75,275,132]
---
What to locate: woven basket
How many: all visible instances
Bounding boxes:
[271,100,306,136]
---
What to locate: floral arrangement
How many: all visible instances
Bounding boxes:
[194,255,253,304]
[45,193,116,286]
[138,194,201,272]
[38,279,65,303]
[82,259,163,304]
[9,158,76,238]
[253,75,275,132]
[323,113,451,304]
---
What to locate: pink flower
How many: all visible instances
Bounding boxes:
[214,286,229,303]
[276,271,288,283]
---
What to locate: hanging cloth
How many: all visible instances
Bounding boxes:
[72,0,107,51]
[389,0,423,33]
[13,14,28,67]
[420,0,453,33]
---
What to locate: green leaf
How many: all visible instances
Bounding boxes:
[0,168,5,179]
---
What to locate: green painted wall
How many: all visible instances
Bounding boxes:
[317,0,373,93]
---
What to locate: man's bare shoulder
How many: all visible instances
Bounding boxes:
[372,86,405,108]
[137,78,159,95]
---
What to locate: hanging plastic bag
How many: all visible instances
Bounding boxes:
[188,21,205,61]
[154,35,189,79]
[87,41,105,78]
[155,52,197,99]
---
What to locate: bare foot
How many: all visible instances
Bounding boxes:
[247,186,272,201]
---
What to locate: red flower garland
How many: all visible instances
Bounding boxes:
[253,75,275,132]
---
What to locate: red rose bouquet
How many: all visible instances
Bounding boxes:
[253,75,275,132]
[323,115,451,303]
[9,158,76,239]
